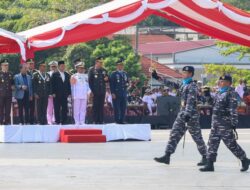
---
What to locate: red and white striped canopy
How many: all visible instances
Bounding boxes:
[0,0,249,61]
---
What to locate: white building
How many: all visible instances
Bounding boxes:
[139,39,250,80]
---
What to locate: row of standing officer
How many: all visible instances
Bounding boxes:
[0,57,129,125]
[88,57,129,124]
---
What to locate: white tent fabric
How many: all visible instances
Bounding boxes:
[0,0,250,61]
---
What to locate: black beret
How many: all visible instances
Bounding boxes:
[37,60,46,66]
[58,60,65,65]
[95,56,104,61]
[219,75,232,83]
[73,58,81,64]
[182,66,195,73]
[202,86,210,92]
[116,58,124,65]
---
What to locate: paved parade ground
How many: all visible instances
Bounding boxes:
[0,129,249,190]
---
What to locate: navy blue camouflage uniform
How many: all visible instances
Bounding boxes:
[207,87,247,162]
[110,70,129,123]
[165,80,207,156]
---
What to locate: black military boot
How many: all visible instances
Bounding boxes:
[199,160,214,172]
[154,152,171,165]
[197,156,207,166]
[240,158,250,172]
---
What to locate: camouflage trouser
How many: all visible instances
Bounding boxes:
[207,123,246,162]
[165,112,207,156]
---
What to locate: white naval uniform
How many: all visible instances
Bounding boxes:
[47,70,55,124]
[142,95,155,115]
[71,73,89,125]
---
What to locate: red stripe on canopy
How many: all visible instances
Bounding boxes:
[0,0,249,61]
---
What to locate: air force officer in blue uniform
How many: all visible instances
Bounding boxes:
[110,59,129,124]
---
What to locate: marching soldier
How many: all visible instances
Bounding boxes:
[154,66,207,166]
[26,59,37,124]
[0,59,14,125]
[88,57,109,124]
[200,75,250,172]
[47,61,58,124]
[110,59,129,124]
[71,62,89,125]
[33,61,52,125]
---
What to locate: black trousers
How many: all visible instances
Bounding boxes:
[0,95,12,124]
[36,96,48,125]
[17,92,30,124]
[54,95,68,125]
[92,93,105,123]
[29,99,35,124]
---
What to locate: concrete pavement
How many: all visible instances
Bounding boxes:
[0,129,249,190]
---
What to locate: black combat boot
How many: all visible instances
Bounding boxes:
[197,156,207,166]
[199,160,214,172]
[154,152,171,165]
[240,158,250,172]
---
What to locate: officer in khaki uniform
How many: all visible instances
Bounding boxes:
[88,57,109,124]
[33,61,52,124]
[0,59,14,125]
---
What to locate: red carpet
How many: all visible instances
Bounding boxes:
[60,129,106,143]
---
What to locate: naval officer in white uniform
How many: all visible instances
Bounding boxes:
[71,62,89,125]
[47,61,58,125]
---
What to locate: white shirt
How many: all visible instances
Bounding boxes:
[235,84,245,98]
[59,71,65,82]
[71,73,89,99]
[48,70,54,77]
[142,95,154,105]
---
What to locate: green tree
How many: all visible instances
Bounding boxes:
[216,41,250,61]
[222,0,250,10]
[204,64,250,86]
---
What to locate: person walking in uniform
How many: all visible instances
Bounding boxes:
[26,59,37,124]
[33,61,52,125]
[110,59,129,124]
[200,75,250,172]
[88,57,109,124]
[51,60,71,125]
[47,61,58,124]
[14,64,33,125]
[154,66,207,166]
[71,62,89,125]
[0,59,14,125]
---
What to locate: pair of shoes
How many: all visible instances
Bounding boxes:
[200,158,250,172]
[154,153,171,165]
[241,158,250,172]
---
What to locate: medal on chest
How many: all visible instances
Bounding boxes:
[116,74,120,83]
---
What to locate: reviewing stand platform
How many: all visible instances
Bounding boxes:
[0,124,151,143]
